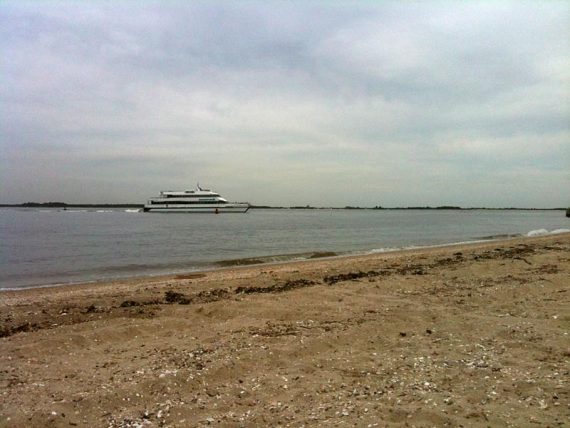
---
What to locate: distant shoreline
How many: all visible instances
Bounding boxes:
[0,203,566,210]
[0,203,143,208]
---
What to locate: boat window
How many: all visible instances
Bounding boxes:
[164,194,220,198]
[150,200,226,205]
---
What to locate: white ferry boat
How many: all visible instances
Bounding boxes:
[143,186,249,213]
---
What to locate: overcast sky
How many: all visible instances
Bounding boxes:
[1,1,569,207]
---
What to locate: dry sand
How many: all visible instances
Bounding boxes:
[1,234,569,427]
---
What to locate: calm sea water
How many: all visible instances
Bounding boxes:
[1,208,568,289]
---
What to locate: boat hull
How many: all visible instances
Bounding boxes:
[143,204,249,213]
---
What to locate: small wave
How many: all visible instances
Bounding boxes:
[475,233,521,240]
[1,279,98,292]
[369,246,408,254]
[96,210,113,213]
[527,228,570,237]
[124,209,141,213]
[367,238,506,255]
[215,251,340,267]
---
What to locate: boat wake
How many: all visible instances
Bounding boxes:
[527,228,570,237]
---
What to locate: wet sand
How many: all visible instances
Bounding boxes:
[1,234,569,427]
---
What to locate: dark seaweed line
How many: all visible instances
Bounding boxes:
[0,243,544,338]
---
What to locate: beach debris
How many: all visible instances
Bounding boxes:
[0,322,39,338]
[472,244,535,263]
[324,270,384,285]
[249,321,299,337]
[119,300,141,308]
[235,278,317,294]
[533,264,560,274]
[194,288,231,303]
[158,369,178,378]
[164,291,191,305]
[85,304,98,313]
[175,273,206,280]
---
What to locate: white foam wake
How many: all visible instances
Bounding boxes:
[527,228,570,237]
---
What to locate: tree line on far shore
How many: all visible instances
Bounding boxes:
[0,202,565,211]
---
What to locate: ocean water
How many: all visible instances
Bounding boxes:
[1,208,568,290]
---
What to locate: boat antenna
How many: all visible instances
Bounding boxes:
[197,182,202,191]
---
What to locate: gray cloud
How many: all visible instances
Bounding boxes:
[1,1,569,207]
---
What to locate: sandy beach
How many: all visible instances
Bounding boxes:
[1,234,569,427]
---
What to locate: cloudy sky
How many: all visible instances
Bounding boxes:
[1,1,569,207]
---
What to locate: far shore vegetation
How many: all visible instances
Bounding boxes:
[0,202,566,211]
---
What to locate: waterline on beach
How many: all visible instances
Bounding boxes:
[5,232,568,292]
